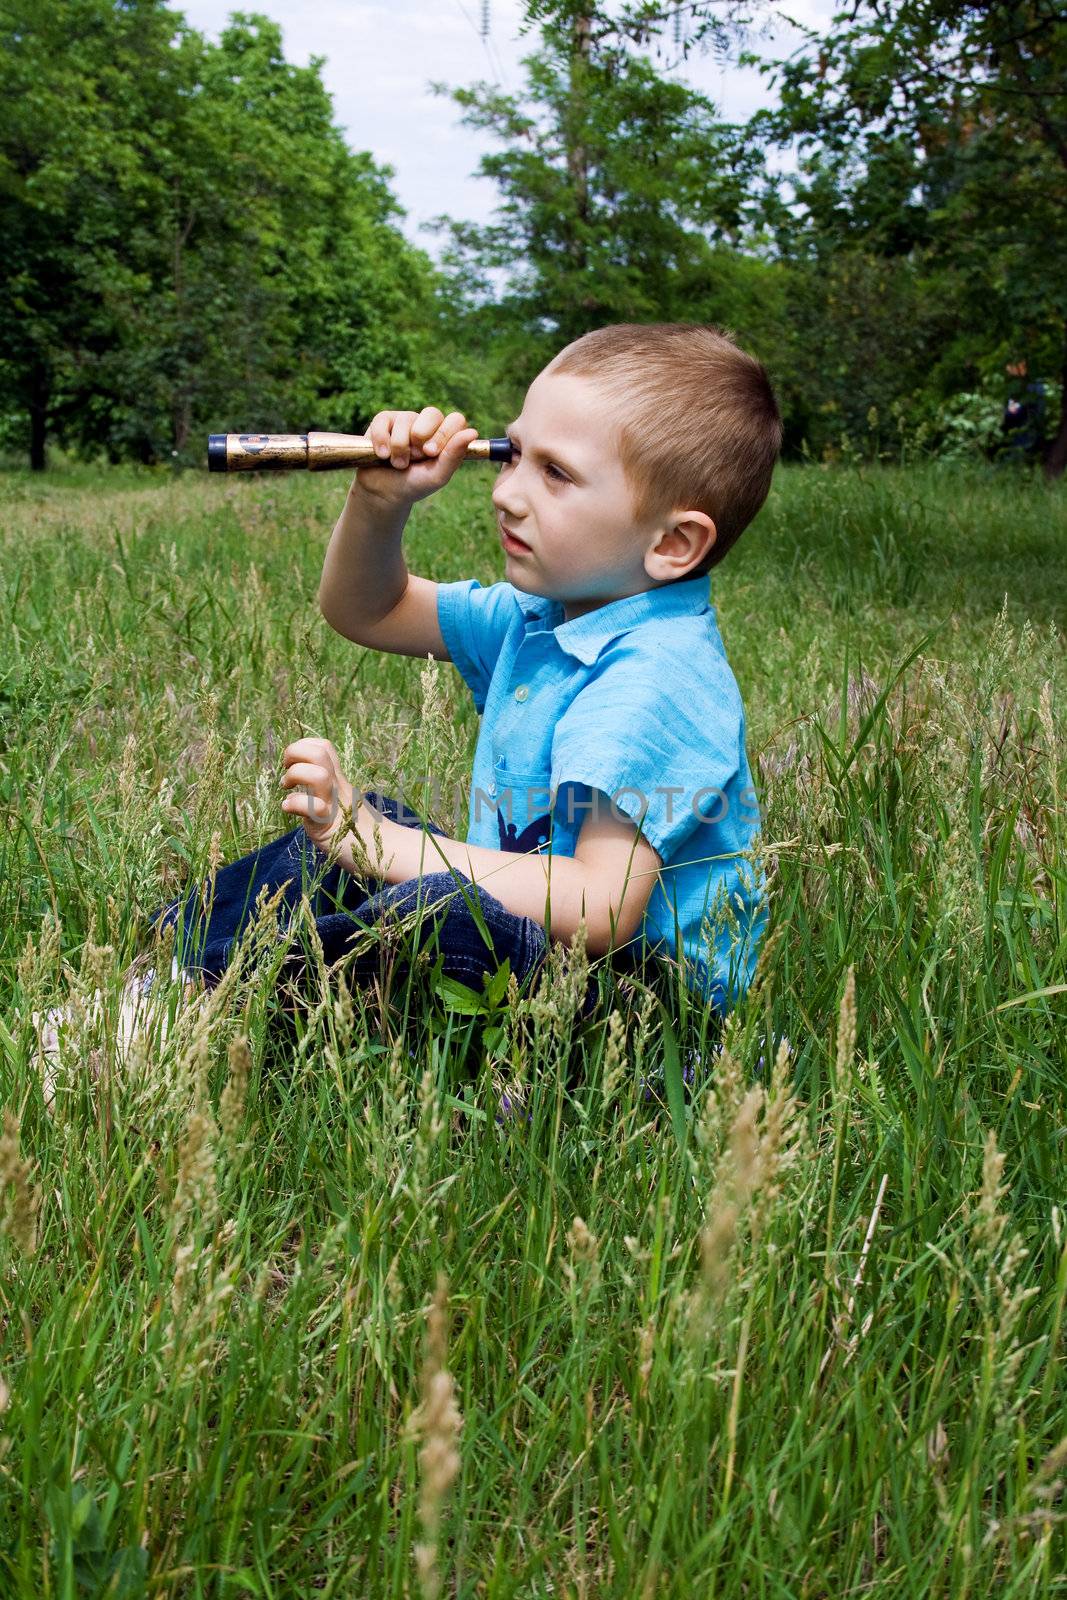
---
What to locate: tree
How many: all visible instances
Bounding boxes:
[0,0,186,468]
[746,1,1067,475]
[0,2,457,468]
[427,4,774,393]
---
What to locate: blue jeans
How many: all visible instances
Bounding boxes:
[146,792,645,1020]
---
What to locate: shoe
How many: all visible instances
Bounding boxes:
[23,957,205,1113]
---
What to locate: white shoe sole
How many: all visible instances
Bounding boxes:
[23,956,206,1111]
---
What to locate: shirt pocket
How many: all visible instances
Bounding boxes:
[494,767,557,854]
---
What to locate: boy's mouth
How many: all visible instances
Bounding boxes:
[499,520,532,554]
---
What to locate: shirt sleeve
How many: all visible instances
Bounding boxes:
[436,578,519,713]
[549,655,744,863]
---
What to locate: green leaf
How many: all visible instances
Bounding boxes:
[434,976,487,1015]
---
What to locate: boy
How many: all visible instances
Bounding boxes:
[29,322,781,1089]
[283,321,781,1014]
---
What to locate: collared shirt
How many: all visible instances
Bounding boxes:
[436,572,767,1010]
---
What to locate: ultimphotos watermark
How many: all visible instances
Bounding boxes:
[352,777,761,830]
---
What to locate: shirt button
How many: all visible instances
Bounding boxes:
[514,684,529,702]
[487,780,497,797]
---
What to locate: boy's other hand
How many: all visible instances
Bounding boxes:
[280,736,357,856]
[355,407,479,507]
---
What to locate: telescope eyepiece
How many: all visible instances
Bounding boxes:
[207,435,227,473]
[487,438,513,463]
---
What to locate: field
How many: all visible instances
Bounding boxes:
[1,457,1065,1597]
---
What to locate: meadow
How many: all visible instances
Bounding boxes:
[0,455,1064,1597]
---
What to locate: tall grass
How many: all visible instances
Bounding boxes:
[0,458,1064,1596]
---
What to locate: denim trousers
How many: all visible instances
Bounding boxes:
[146,793,647,1021]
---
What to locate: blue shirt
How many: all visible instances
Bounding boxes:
[436,572,768,1010]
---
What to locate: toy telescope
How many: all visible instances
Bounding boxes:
[207,432,514,472]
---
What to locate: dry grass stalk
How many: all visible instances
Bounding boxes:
[525,917,591,1044]
[0,1112,42,1257]
[983,1436,1067,1548]
[219,1034,252,1153]
[969,1127,1042,1424]
[172,1101,218,1217]
[637,1319,655,1399]
[412,1067,445,1206]
[974,1128,1007,1257]
[168,1104,219,1325]
[690,1040,806,1336]
[601,1010,626,1110]
[697,1085,763,1310]
[750,1037,804,1243]
[565,1214,601,1297]
[694,1033,744,1165]
[163,1099,239,1384]
[818,1170,890,1380]
[413,1273,463,1600]
[16,910,62,1013]
[835,966,857,1094]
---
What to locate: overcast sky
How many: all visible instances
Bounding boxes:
[178,0,837,260]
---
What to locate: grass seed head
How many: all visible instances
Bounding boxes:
[601,1010,626,1110]
[0,1112,41,1258]
[637,1319,655,1398]
[751,1037,803,1241]
[17,910,63,1009]
[835,966,856,1092]
[413,1273,463,1600]
[173,1105,219,1236]
[568,1215,598,1264]
[219,1035,252,1152]
[974,1127,1007,1257]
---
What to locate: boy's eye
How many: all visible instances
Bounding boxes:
[503,440,568,484]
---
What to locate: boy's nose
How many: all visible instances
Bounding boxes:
[492,482,526,519]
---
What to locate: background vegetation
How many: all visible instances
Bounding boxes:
[0,458,1065,1593]
[2,0,1065,1592]
[3,0,1065,472]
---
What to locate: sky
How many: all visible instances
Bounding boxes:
[177,0,838,261]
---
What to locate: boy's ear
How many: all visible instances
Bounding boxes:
[645,509,717,580]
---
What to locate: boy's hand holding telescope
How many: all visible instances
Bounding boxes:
[280,406,476,861]
[354,406,480,503]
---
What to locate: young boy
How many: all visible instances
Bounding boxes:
[282,320,782,1015]
[29,322,781,1087]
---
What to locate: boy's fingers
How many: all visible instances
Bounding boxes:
[389,412,417,468]
[283,737,335,764]
[441,426,479,460]
[280,761,332,791]
[286,794,337,826]
[424,411,467,455]
[283,790,327,819]
[368,411,398,459]
[411,407,445,448]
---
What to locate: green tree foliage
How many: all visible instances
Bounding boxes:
[746,0,1067,473]
[426,6,782,404]
[0,1,464,469]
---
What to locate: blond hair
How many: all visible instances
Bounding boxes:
[546,322,783,572]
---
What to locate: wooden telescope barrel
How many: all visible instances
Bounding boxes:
[208,431,514,472]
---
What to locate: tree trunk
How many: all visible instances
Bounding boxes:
[29,359,48,472]
[1042,319,1067,480]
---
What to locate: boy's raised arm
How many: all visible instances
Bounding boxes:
[317,477,413,640]
[317,406,477,646]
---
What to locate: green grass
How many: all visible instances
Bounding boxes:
[0,457,1065,1597]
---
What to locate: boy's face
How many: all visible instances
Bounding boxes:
[492,370,713,622]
